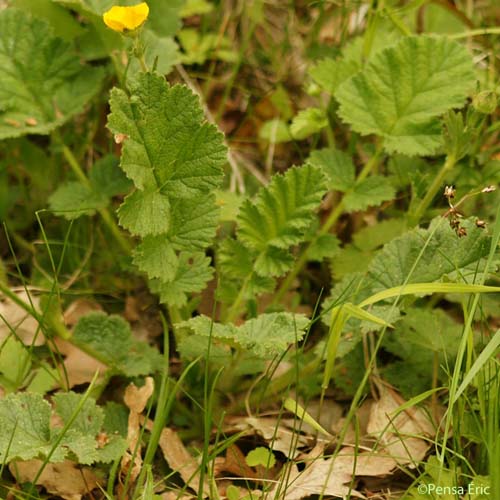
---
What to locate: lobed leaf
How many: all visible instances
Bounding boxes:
[335,36,476,155]
[0,9,104,139]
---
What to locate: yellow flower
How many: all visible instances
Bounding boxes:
[103,2,149,33]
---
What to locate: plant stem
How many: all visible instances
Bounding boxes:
[58,138,132,254]
[225,274,251,323]
[272,144,384,306]
[410,154,456,225]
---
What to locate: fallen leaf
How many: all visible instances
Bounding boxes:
[366,387,435,466]
[53,338,107,388]
[269,445,364,500]
[157,427,210,497]
[0,291,44,346]
[121,377,155,484]
[63,299,102,327]
[213,443,257,479]
[9,459,101,500]
[225,416,311,458]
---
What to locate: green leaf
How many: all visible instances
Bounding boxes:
[133,236,178,282]
[307,148,355,192]
[343,176,395,211]
[73,312,132,364]
[0,9,104,139]
[307,233,340,262]
[53,392,104,437]
[11,0,85,41]
[0,336,31,392]
[118,189,171,237]
[235,313,309,358]
[367,217,491,292]
[72,311,161,375]
[309,57,359,95]
[246,447,276,468]
[259,119,293,143]
[237,165,327,252]
[0,392,57,462]
[352,218,407,251]
[335,36,476,155]
[49,182,106,220]
[150,252,214,307]
[179,312,309,359]
[168,195,220,251]
[108,74,226,195]
[290,107,328,140]
[89,155,132,198]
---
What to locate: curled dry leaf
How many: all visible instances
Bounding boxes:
[366,387,436,466]
[0,290,44,345]
[157,427,210,497]
[121,377,155,484]
[9,459,101,500]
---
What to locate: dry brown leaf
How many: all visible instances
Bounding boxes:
[366,387,435,466]
[0,291,44,345]
[157,427,210,497]
[54,338,107,388]
[269,445,364,500]
[160,492,195,500]
[213,444,258,479]
[63,299,102,327]
[225,416,311,458]
[120,377,155,484]
[9,459,101,500]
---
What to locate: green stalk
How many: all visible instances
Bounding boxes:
[272,144,384,306]
[410,154,456,225]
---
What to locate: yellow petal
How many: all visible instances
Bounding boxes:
[103,2,150,33]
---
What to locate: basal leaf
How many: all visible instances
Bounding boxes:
[72,312,132,365]
[290,107,328,140]
[118,189,171,237]
[53,392,104,437]
[309,57,359,95]
[254,246,294,277]
[72,311,161,375]
[89,155,132,198]
[132,236,178,282]
[307,148,355,192]
[0,9,104,139]
[237,165,327,252]
[367,218,491,292]
[343,176,395,212]
[0,392,58,462]
[150,252,214,307]
[335,36,476,155]
[235,312,309,359]
[178,312,310,359]
[49,182,106,220]
[168,195,220,251]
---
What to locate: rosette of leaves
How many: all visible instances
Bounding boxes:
[107,72,227,307]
